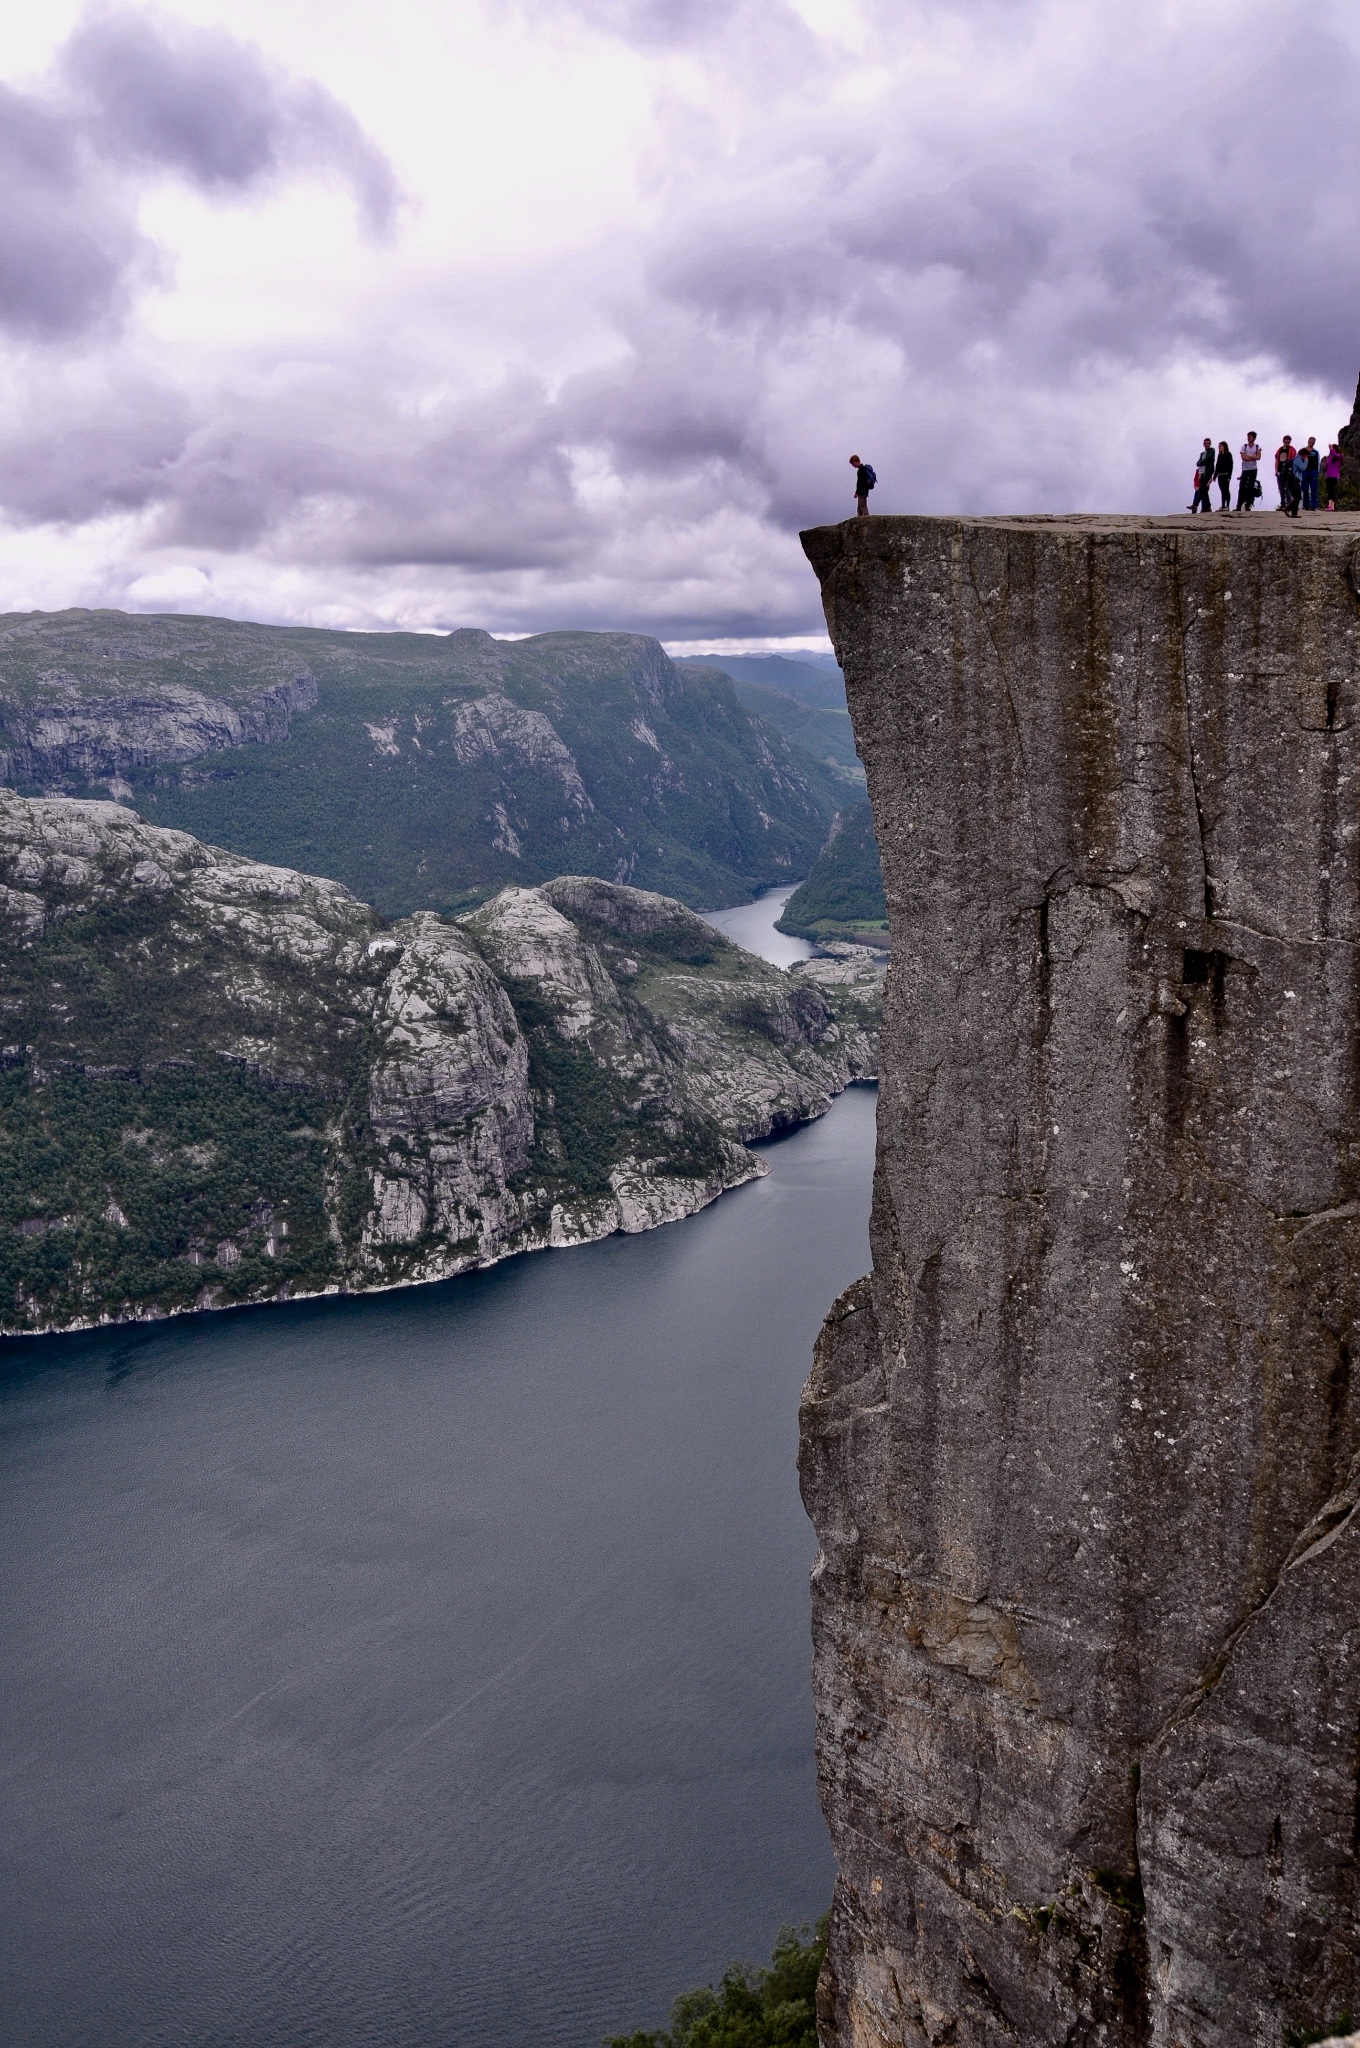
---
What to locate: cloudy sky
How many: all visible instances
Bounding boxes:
[0,0,1356,650]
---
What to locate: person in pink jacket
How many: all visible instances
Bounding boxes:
[1323,442,1343,512]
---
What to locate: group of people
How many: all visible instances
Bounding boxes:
[1190,434,1344,515]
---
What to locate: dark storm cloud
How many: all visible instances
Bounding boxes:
[62,13,399,233]
[0,82,151,339]
[0,11,396,340]
[0,372,191,521]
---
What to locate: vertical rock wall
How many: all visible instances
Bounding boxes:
[798,514,1360,2047]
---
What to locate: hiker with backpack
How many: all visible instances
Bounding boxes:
[849,455,876,519]
[1301,437,1321,510]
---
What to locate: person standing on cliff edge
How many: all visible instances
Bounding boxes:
[1237,432,1262,510]
[1214,440,1234,509]
[1190,438,1215,512]
[849,454,876,518]
[1324,441,1343,511]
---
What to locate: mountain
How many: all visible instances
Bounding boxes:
[776,801,886,942]
[672,660,863,788]
[673,650,847,708]
[0,611,845,917]
[0,794,881,1335]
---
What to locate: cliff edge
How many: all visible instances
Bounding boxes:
[798,512,1360,2046]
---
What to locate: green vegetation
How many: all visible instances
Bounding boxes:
[3,793,882,1331]
[727,681,863,783]
[604,1917,827,2048]
[0,1063,343,1327]
[776,802,887,943]
[673,653,847,709]
[1285,2017,1354,2048]
[2,613,844,915]
[502,975,729,1201]
[671,654,862,787]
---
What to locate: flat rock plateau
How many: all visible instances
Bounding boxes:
[798,513,1360,2046]
[0,794,880,1335]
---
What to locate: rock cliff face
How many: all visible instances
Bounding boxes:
[1338,372,1360,507]
[798,513,1360,2047]
[0,609,318,785]
[0,794,880,1334]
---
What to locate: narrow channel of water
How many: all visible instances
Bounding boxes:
[701,882,814,968]
[0,889,874,2048]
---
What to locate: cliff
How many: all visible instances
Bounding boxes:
[798,512,1360,2046]
[0,611,844,913]
[0,795,880,1334]
[1339,374,1360,510]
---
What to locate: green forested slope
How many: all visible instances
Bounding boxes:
[674,652,847,708]
[0,613,843,915]
[728,680,863,780]
[776,801,886,942]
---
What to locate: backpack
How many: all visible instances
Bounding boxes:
[859,465,876,492]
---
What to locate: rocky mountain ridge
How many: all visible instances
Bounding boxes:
[0,608,319,785]
[0,793,880,1335]
[0,610,844,915]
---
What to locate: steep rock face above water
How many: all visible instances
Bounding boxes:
[0,795,880,1334]
[0,609,319,785]
[798,514,1360,2048]
[0,610,843,913]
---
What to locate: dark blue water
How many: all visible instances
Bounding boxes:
[0,1072,874,2047]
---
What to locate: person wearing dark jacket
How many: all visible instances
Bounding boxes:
[1190,438,1215,512]
[1301,437,1320,510]
[849,454,875,518]
[1214,440,1233,509]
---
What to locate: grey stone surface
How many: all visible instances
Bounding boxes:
[0,794,881,1332]
[798,513,1360,2047]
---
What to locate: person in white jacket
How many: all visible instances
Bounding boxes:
[1236,433,1263,511]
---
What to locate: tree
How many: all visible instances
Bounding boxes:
[603,1916,827,2048]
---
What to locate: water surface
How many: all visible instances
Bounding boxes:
[701,884,813,968]
[0,888,872,2048]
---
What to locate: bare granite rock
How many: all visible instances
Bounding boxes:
[0,795,881,1332]
[798,513,1360,2048]
[0,609,317,786]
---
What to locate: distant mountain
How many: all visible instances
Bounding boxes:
[726,679,863,782]
[673,651,847,708]
[776,801,886,943]
[0,612,845,916]
[0,794,882,1334]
